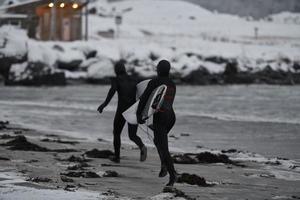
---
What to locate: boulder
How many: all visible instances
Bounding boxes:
[57,60,82,71]
[177,173,209,187]
[61,171,100,178]
[2,135,50,151]
[172,154,198,164]
[195,152,232,164]
[103,170,119,177]
[84,149,114,158]
[6,62,66,86]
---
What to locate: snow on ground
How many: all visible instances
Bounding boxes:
[1,0,300,80]
[0,169,186,200]
[269,12,300,25]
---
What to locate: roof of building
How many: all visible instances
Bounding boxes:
[0,0,87,13]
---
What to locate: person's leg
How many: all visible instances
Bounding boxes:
[128,123,144,149]
[158,128,176,186]
[128,123,147,161]
[113,112,126,160]
[154,112,176,185]
[153,131,168,177]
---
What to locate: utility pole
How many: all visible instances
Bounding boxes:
[85,0,89,41]
[50,1,56,40]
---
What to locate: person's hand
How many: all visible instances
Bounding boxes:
[97,105,105,113]
[137,115,146,124]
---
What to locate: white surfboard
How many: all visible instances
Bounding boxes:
[141,84,167,120]
[123,81,167,125]
[136,79,151,100]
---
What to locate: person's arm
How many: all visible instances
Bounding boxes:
[97,78,117,113]
[136,80,156,123]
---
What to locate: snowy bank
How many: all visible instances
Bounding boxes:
[0,0,300,85]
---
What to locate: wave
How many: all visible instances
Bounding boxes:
[1,99,300,125]
[177,110,300,125]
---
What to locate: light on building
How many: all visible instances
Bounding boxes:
[72,3,79,9]
[48,2,54,8]
[60,3,65,8]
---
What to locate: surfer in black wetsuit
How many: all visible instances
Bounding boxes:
[97,61,147,163]
[136,60,177,186]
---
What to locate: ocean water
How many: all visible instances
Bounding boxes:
[0,85,299,162]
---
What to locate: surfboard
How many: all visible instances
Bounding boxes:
[136,79,151,100]
[141,84,167,121]
[122,81,167,125]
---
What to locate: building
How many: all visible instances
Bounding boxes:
[0,0,88,41]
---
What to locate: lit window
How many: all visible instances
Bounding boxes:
[48,2,54,8]
[72,3,79,9]
[60,3,65,8]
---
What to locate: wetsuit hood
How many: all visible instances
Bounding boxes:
[114,61,127,76]
[157,60,170,77]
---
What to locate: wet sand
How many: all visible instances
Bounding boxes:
[1,123,300,200]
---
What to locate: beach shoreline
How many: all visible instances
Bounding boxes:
[1,122,300,200]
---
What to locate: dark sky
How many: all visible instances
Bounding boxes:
[1,0,299,18]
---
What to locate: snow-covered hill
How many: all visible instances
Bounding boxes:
[1,0,300,85]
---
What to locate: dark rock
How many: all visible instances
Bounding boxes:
[103,170,119,177]
[6,62,66,86]
[173,152,245,167]
[224,61,239,83]
[57,60,82,71]
[61,175,74,183]
[2,135,76,152]
[0,134,15,139]
[180,133,190,137]
[293,62,300,72]
[189,16,196,20]
[265,160,281,165]
[162,187,196,200]
[221,149,238,153]
[45,134,59,138]
[61,171,100,178]
[89,7,97,14]
[0,52,27,81]
[205,56,229,64]
[40,138,79,145]
[172,154,198,164]
[292,196,300,199]
[53,149,78,153]
[64,184,77,192]
[149,52,159,61]
[62,155,91,163]
[86,50,97,59]
[2,135,50,151]
[25,159,38,163]
[101,189,119,196]
[0,121,9,130]
[0,156,10,161]
[259,174,275,178]
[182,67,211,85]
[27,177,52,183]
[67,162,90,170]
[97,138,106,142]
[14,130,22,135]
[169,135,179,140]
[177,173,210,187]
[101,163,119,167]
[53,44,64,52]
[84,149,114,158]
[196,152,232,164]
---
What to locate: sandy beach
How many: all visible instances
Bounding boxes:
[1,121,299,200]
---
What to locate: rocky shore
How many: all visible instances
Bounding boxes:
[1,121,299,199]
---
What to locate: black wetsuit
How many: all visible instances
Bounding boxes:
[137,76,176,178]
[100,74,144,159]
